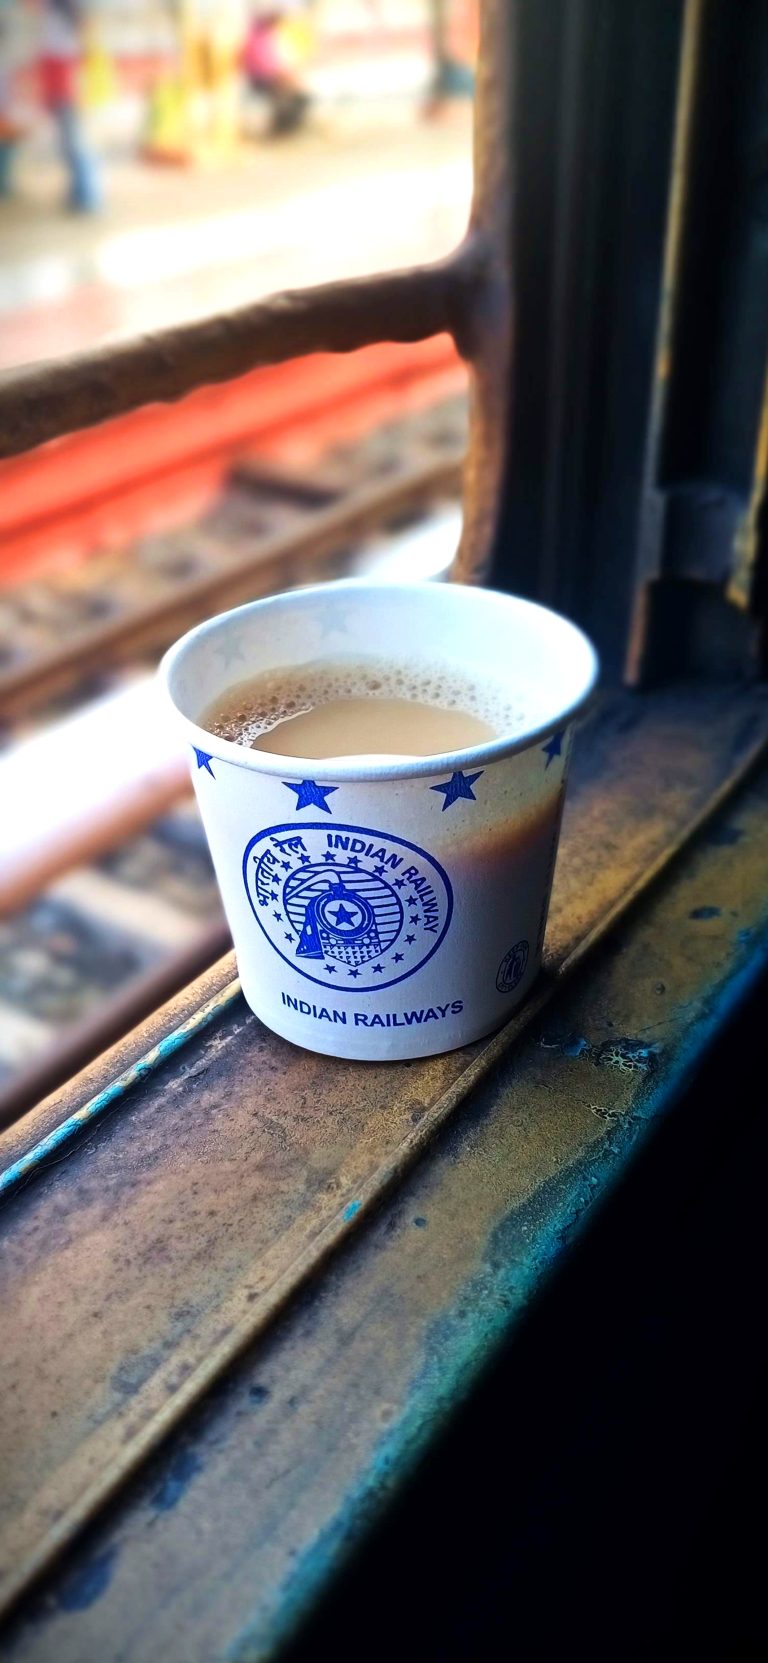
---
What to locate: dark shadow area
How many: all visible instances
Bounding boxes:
[286,966,768,1661]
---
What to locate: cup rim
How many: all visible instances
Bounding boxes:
[160,580,600,783]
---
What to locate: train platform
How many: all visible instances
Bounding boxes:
[0,106,472,372]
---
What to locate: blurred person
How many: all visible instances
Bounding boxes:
[0,0,25,197]
[425,0,476,117]
[243,4,311,138]
[180,0,243,158]
[141,0,194,164]
[37,0,103,212]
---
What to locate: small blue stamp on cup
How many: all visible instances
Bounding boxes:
[243,821,453,993]
[496,939,529,993]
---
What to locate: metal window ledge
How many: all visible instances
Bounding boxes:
[1,681,768,1658]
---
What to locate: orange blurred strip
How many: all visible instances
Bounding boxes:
[0,337,463,582]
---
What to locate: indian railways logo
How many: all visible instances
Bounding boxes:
[496,939,529,993]
[243,821,453,993]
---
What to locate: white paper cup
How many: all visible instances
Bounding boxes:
[161,581,598,1060]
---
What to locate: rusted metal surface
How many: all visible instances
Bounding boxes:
[626,0,705,682]
[0,916,231,1131]
[0,953,238,1176]
[0,685,767,1622]
[453,0,513,582]
[2,702,768,1660]
[0,257,475,465]
[729,356,768,616]
[0,978,241,1203]
[0,777,229,1122]
[626,0,768,681]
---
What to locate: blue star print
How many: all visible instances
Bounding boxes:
[283,779,338,813]
[193,747,215,777]
[430,769,483,810]
[330,902,357,928]
[542,731,565,768]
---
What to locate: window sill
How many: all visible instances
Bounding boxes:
[1,680,768,1650]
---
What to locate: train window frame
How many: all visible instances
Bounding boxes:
[2,3,768,1638]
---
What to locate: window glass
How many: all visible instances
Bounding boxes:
[0,1,476,369]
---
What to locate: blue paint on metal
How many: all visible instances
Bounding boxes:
[562,1035,590,1057]
[110,1354,156,1400]
[0,981,242,1206]
[594,1038,661,1073]
[228,920,768,1663]
[151,1448,203,1513]
[541,1034,660,1072]
[703,823,743,846]
[342,1200,362,1222]
[689,906,721,920]
[56,1547,117,1612]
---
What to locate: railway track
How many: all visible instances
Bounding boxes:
[0,389,467,1122]
[1,395,465,730]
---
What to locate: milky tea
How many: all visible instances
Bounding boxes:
[202,656,511,760]
[163,583,598,1060]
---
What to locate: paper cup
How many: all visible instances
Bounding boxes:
[161,581,598,1060]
